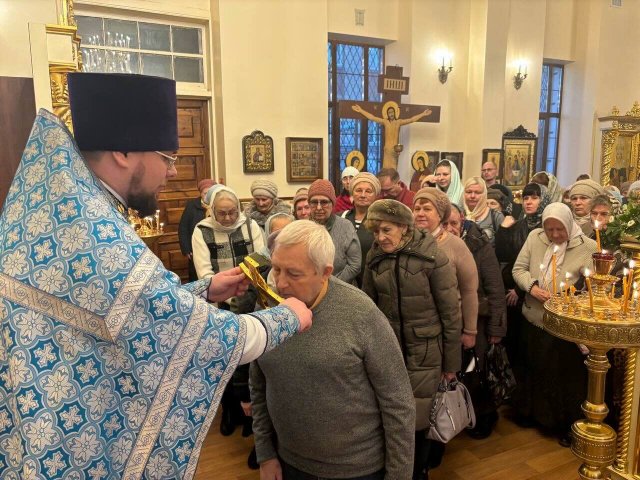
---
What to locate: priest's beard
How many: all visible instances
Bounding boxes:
[127,162,158,216]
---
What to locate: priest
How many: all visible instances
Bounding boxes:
[0,72,311,479]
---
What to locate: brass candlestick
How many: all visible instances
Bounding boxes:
[128,208,164,248]
[543,252,640,480]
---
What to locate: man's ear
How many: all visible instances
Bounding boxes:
[322,264,334,281]
[111,151,132,170]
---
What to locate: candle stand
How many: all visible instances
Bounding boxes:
[543,253,640,480]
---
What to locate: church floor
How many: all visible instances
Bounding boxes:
[194,406,580,480]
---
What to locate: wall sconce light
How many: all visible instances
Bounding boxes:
[438,57,453,84]
[514,64,528,90]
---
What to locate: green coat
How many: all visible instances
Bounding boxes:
[362,229,462,430]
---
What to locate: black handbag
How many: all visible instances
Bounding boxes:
[458,348,493,415]
[485,343,517,407]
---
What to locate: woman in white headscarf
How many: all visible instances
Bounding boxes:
[511,202,596,445]
[192,184,265,280]
[463,177,504,246]
[435,160,463,207]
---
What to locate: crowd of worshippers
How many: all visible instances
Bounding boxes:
[177,159,639,479]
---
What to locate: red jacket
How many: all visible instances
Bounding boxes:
[380,182,415,208]
[334,193,353,214]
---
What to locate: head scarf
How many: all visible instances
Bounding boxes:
[628,180,640,195]
[436,160,463,207]
[604,187,623,215]
[463,177,489,222]
[206,185,247,234]
[533,171,564,203]
[539,202,583,289]
[264,213,295,254]
[522,182,551,230]
[489,184,514,215]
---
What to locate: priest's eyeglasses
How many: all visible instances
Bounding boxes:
[155,151,178,168]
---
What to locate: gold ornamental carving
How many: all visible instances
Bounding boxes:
[47,0,81,132]
[599,101,640,187]
[614,349,636,472]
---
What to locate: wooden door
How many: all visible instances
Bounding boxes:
[0,77,37,212]
[156,99,211,282]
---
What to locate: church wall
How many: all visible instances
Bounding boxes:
[327,0,398,42]
[217,0,328,198]
[543,0,574,62]
[0,0,57,78]
[76,0,210,19]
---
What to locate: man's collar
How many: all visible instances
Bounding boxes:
[99,179,128,214]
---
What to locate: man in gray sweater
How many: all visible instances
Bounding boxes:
[251,220,415,480]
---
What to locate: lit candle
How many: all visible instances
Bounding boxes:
[565,272,571,298]
[625,261,636,313]
[623,268,629,299]
[559,282,565,304]
[585,269,594,313]
[594,220,602,252]
[552,246,558,296]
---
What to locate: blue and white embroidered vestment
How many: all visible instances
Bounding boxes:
[0,110,299,479]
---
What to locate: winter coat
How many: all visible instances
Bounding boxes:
[362,229,462,430]
[462,222,507,339]
[495,217,532,292]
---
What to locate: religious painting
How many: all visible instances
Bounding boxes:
[609,132,639,188]
[346,150,365,171]
[440,152,464,178]
[501,125,537,190]
[286,137,323,182]
[482,149,503,176]
[242,130,274,173]
[411,150,439,173]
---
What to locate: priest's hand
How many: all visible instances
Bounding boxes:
[352,104,362,113]
[260,458,283,480]
[207,267,250,302]
[282,297,312,332]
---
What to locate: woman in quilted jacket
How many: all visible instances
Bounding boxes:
[362,199,461,480]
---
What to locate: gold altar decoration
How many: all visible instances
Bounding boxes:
[239,254,283,309]
[47,0,81,131]
[544,249,640,480]
[127,208,164,248]
[599,102,640,188]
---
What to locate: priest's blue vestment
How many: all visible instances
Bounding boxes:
[0,110,299,479]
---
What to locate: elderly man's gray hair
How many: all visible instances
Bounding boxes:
[273,220,335,274]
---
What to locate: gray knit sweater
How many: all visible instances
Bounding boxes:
[250,277,415,479]
[326,214,361,284]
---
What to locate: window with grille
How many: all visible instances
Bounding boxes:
[537,63,564,174]
[76,15,205,85]
[328,40,384,183]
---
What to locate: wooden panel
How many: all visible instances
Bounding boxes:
[156,99,210,282]
[0,77,36,212]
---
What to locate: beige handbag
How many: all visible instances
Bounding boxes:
[426,379,476,443]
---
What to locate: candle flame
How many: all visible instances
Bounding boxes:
[630,260,636,269]
[553,245,559,253]
[565,272,571,279]
[584,268,591,277]
[594,220,600,229]
[624,268,630,276]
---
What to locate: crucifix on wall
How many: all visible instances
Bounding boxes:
[339,66,441,170]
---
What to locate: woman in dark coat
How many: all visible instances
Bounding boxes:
[494,182,551,380]
[362,199,461,480]
[445,204,507,438]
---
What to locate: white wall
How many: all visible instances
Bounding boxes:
[328,0,398,42]
[218,0,328,198]
[0,0,57,77]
